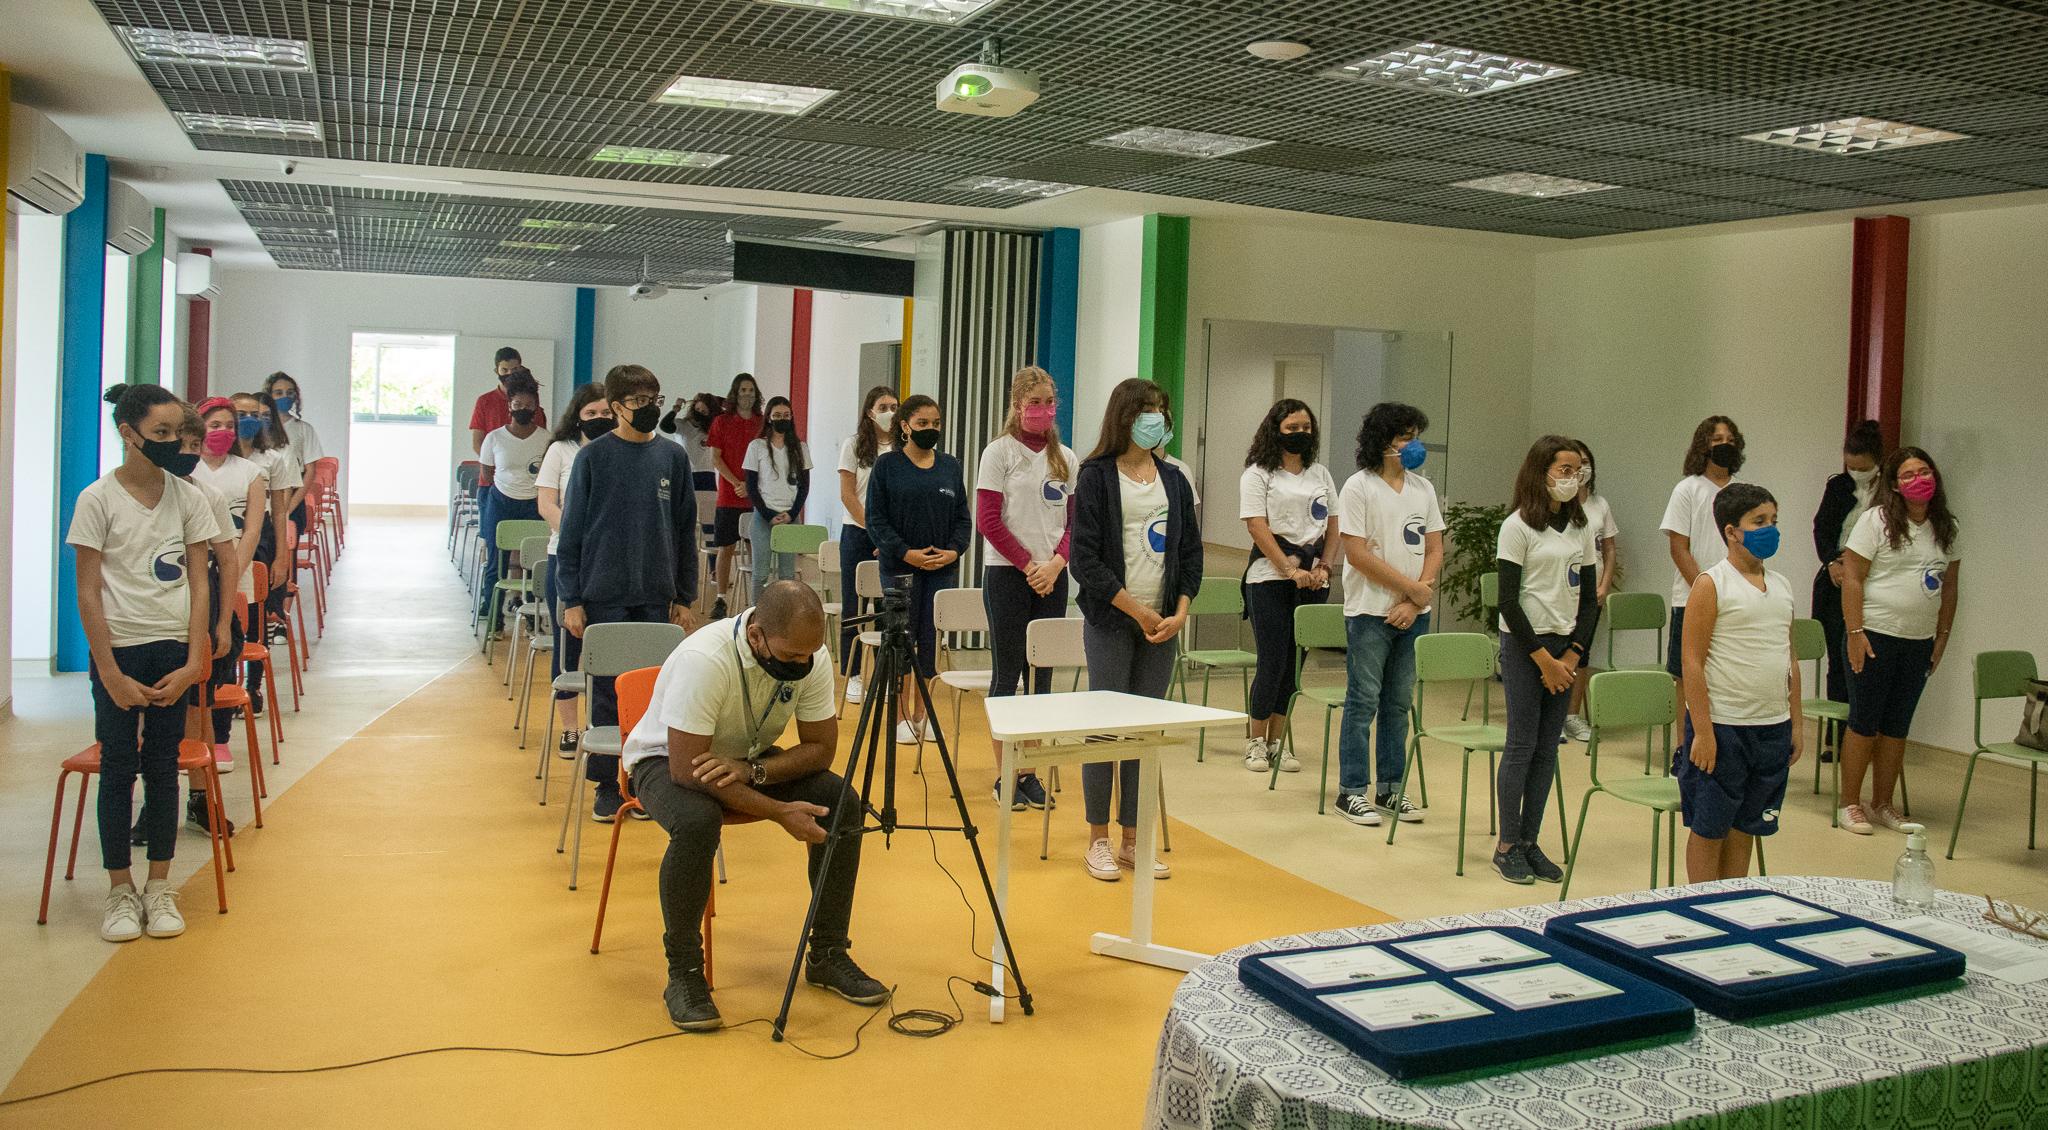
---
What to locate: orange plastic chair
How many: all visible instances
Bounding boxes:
[588,667,762,988]
[290,518,327,636]
[235,592,286,753]
[311,456,344,558]
[249,561,301,711]
[202,625,269,829]
[282,523,314,671]
[38,740,231,923]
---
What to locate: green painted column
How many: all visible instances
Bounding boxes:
[126,207,166,385]
[1138,214,1190,457]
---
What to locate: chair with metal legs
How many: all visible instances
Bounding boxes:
[1173,576,1258,762]
[929,587,992,773]
[1268,603,1347,812]
[557,622,689,889]
[1022,617,1172,858]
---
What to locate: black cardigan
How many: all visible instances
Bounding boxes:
[1070,454,1204,629]
[1811,472,1860,566]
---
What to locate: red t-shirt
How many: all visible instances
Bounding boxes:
[469,387,546,433]
[707,411,760,509]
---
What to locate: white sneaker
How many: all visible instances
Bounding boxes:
[213,743,233,775]
[1562,714,1592,742]
[1242,738,1270,773]
[1274,744,1302,774]
[1838,805,1875,835]
[895,719,924,744]
[1084,838,1120,882]
[1117,842,1171,879]
[844,676,864,704]
[101,884,145,943]
[1871,804,1910,832]
[142,879,185,938]
[1334,792,1383,826]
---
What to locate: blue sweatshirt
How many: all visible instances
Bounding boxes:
[555,432,699,610]
[864,448,971,572]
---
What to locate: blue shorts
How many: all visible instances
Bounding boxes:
[1676,719,1792,839]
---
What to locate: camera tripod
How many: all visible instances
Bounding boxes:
[772,587,1034,1040]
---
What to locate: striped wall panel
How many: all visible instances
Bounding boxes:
[938,229,1042,593]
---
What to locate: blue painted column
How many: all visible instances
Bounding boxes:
[573,287,596,387]
[1035,227,1079,440]
[56,154,110,672]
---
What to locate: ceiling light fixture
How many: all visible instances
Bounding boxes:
[520,218,619,232]
[253,226,338,237]
[241,203,335,217]
[176,112,323,141]
[755,0,1002,25]
[1093,125,1272,159]
[945,174,1083,198]
[1741,116,1968,155]
[1321,42,1577,96]
[1246,40,1312,62]
[1454,171,1616,197]
[653,75,837,115]
[118,27,313,72]
[499,239,581,252]
[589,145,732,168]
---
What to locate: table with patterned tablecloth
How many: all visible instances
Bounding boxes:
[1147,876,2048,1129]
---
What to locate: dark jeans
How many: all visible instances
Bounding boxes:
[838,524,875,677]
[1337,612,1429,793]
[1244,579,1328,720]
[91,639,191,871]
[984,565,1067,698]
[633,759,863,973]
[1847,630,1936,739]
[1081,617,1178,828]
[1666,605,1688,680]
[1811,567,1849,704]
[478,488,541,624]
[582,603,671,785]
[1498,632,1571,844]
[547,554,581,698]
[209,614,246,746]
[880,563,956,681]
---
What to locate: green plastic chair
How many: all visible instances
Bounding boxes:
[1947,651,2045,860]
[1269,603,1348,812]
[1603,591,1668,672]
[1460,572,1499,721]
[1793,618,1853,798]
[766,522,830,588]
[480,519,550,654]
[1175,575,1258,761]
[1561,671,1683,898]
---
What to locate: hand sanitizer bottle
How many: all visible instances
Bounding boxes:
[1894,822,1935,909]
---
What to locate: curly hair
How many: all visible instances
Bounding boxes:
[1354,402,1428,475]
[1680,415,1744,477]
[1246,398,1318,471]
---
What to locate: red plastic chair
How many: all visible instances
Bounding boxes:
[251,561,302,710]
[38,740,231,923]
[589,667,761,987]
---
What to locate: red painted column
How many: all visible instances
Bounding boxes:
[1846,216,1907,448]
[789,288,813,429]
[185,248,213,400]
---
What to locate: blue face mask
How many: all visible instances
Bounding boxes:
[236,416,265,440]
[272,395,296,416]
[1740,525,1780,560]
[1131,411,1170,451]
[1398,439,1427,470]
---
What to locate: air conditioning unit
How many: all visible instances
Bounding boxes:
[6,104,86,216]
[175,252,220,301]
[106,179,155,254]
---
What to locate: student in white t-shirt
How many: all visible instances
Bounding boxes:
[1563,439,1620,741]
[1677,482,1800,882]
[476,371,552,629]
[742,396,812,601]
[660,392,723,542]
[535,384,615,760]
[68,384,220,944]
[1332,403,1444,828]
[1237,398,1337,776]
[231,392,298,649]
[263,371,324,528]
[1837,446,1961,836]
[1659,415,1745,683]
[835,386,896,704]
[181,403,257,790]
[976,367,1076,812]
[1491,436,1601,887]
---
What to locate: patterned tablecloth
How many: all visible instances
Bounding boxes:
[1146,876,2048,1129]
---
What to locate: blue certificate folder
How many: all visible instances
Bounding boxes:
[1238,927,1695,1079]
[1545,892,1966,1021]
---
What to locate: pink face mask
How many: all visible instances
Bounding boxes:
[1020,404,1057,435]
[1899,475,1937,503]
[203,429,237,456]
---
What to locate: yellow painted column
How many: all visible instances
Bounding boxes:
[898,296,913,397]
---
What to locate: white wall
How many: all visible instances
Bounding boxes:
[592,283,759,402]
[212,268,580,505]
[804,290,903,533]
[8,212,64,665]
[752,286,794,399]
[1197,321,1335,547]
[1072,217,1145,458]
[1,211,16,698]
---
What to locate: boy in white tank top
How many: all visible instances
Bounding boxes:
[1676,483,1803,883]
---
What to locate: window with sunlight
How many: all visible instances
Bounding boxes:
[348,331,455,507]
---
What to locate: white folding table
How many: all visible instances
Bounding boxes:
[982,690,1248,1021]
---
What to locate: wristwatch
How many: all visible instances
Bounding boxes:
[748,759,767,786]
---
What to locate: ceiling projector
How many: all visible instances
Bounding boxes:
[936,61,1039,118]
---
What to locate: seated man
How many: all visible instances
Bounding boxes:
[620,580,887,1030]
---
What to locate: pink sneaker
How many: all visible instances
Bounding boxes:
[213,743,234,775]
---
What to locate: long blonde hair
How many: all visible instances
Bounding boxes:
[1003,366,1069,482]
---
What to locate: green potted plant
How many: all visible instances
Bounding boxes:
[1439,500,1509,628]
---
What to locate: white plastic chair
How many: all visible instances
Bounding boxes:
[818,539,843,658]
[933,588,992,745]
[846,559,885,711]
[1021,616,1172,859]
[557,621,688,890]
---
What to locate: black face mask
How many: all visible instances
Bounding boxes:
[751,635,815,683]
[1708,442,1744,473]
[510,409,536,427]
[909,428,941,452]
[773,419,797,437]
[139,436,194,475]
[688,409,713,429]
[163,449,202,477]
[1278,431,1315,455]
[626,404,661,434]
[578,417,616,442]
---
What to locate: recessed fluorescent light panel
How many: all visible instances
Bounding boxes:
[1093,126,1271,159]
[1742,117,1968,155]
[520,218,618,232]
[119,27,313,71]
[755,0,1001,25]
[243,203,335,218]
[1454,172,1617,197]
[1322,42,1577,96]
[499,239,581,252]
[654,75,836,115]
[176,112,323,141]
[589,145,732,168]
[946,174,1082,198]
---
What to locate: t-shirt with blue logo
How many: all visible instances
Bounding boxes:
[1118,468,1170,611]
[1338,469,1445,617]
[65,470,222,647]
[1238,462,1337,585]
[1844,507,1958,640]
[479,423,554,502]
[976,433,1077,566]
[1496,510,1598,637]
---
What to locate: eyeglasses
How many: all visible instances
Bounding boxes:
[618,394,666,411]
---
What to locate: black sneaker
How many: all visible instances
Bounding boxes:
[805,948,888,1005]
[663,968,722,1031]
[994,779,1026,812]
[130,823,148,848]
[1820,749,1836,764]
[1520,841,1562,884]
[710,595,728,621]
[592,783,623,824]
[1376,792,1424,824]
[1015,774,1053,810]
[1333,792,1383,827]
[1493,844,1535,885]
[557,729,579,761]
[187,793,236,838]
[250,688,265,716]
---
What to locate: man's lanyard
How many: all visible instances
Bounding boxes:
[733,614,791,756]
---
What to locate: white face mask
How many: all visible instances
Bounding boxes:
[1548,475,1582,503]
[1848,467,1877,488]
[872,408,895,432]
